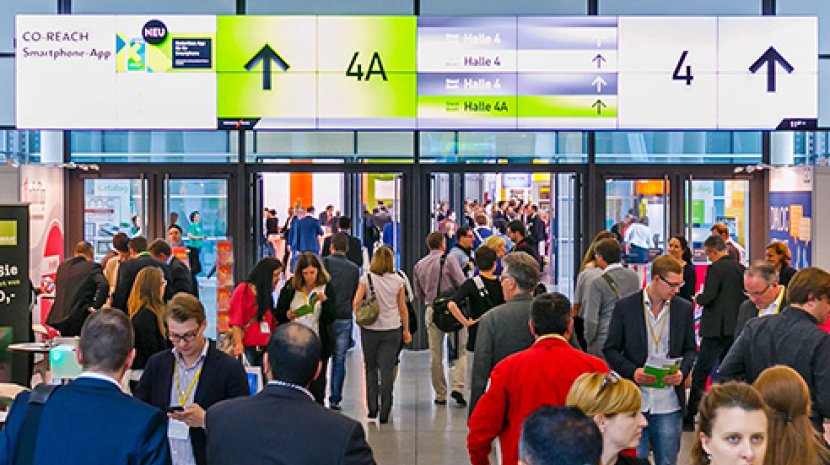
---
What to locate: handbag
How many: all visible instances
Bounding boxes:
[431,254,464,333]
[396,270,418,334]
[220,284,259,356]
[355,274,381,327]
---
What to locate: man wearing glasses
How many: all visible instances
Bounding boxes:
[135,293,249,465]
[449,226,477,278]
[604,255,698,465]
[684,234,745,431]
[733,262,786,338]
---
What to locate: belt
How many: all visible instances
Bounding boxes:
[248,345,267,352]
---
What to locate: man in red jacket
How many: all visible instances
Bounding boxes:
[467,293,609,465]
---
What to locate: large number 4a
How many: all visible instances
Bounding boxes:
[672,50,694,86]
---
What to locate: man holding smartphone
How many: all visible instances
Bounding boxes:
[134,294,248,465]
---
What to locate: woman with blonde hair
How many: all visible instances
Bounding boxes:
[127,267,169,388]
[483,235,507,275]
[352,246,411,423]
[275,252,336,404]
[765,241,797,286]
[752,365,830,465]
[566,372,649,465]
[691,382,768,465]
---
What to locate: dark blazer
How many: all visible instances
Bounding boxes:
[321,233,364,268]
[168,257,196,296]
[206,384,375,465]
[47,256,109,336]
[112,254,174,312]
[511,239,540,265]
[0,377,170,465]
[733,288,786,338]
[779,263,797,286]
[322,254,361,320]
[134,341,249,465]
[678,261,696,302]
[274,284,337,359]
[695,255,746,338]
[604,290,698,415]
[132,308,170,370]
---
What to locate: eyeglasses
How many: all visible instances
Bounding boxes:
[659,275,685,288]
[168,330,198,344]
[744,284,771,298]
[598,371,621,394]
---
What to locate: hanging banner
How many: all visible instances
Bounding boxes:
[769,167,813,269]
[0,205,31,386]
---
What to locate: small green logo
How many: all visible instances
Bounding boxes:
[0,221,17,246]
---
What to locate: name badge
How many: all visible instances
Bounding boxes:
[260,321,270,334]
[168,418,190,440]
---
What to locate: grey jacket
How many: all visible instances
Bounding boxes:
[580,265,641,357]
[470,293,535,415]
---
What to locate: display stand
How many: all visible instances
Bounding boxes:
[215,240,234,338]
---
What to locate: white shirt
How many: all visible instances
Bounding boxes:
[77,372,121,389]
[758,287,786,317]
[360,272,404,331]
[625,223,653,249]
[168,342,209,465]
[640,290,681,415]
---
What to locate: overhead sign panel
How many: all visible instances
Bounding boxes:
[15,15,818,131]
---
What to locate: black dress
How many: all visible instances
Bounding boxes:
[617,453,651,465]
[132,307,169,370]
[779,263,797,287]
[678,261,697,302]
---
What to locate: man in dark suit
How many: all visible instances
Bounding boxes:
[734,262,786,337]
[719,267,830,432]
[134,294,249,465]
[111,236,173,312]
[46,241,108,336]
[684,235,745,429]
[0,309,170,465]
[206,323,376,465]
[322,233,361,410]
[604,255,698,465]
[507,220,540,267]
[322,216,363,268]
[149,239,197,298]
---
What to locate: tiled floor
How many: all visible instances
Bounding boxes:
[334,348,695,465]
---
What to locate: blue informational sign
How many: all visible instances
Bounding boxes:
[769,191,812,269]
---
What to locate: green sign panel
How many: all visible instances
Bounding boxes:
[0,221,17,247]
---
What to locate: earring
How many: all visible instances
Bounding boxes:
[706,454,712,463]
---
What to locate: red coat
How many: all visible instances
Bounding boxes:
[467,336,609,465]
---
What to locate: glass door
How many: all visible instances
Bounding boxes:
[360,172,404,267]
[83,177,147,261]
[164,177,229,338]
[605,177,670,277]
[553,173,579,297]
[685,177,750,265]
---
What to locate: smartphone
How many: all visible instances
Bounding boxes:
[166,405,184,413]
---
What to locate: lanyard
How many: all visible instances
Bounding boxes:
[643,303,669,349]
[174,363,203,406]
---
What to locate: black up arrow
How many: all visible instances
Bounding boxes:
[592,99,606,115]
[748,46,794,93]
[245,44,290,91]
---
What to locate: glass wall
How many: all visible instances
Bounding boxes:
[420,131,587,163]
[249,131,414,163]
[595,131,763,164]
[70,131,236,163]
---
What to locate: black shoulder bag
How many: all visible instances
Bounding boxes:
[14,384,62,465]
[432,254,464,333]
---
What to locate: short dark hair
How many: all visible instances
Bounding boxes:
[426,231,444,250]
[787,267,830,306]
[507,220,526,236]
[75,241,94,258]
[703,234,727,252]
[457,226,472,239]
[128,236,148,254]
[189,211,199,222]
[307,206,316,214]
[168,224,183,234]
[519,406,602,465]
[530,293,571,336]
[331,233,349,253]
[337,216,351,230]
[166,293,206,325]
[475,246,497,272]
[79,308,134,372]
[267,323,322,387]
[112,233,129,253]
[148,238,172,258]
[594,238,621,265]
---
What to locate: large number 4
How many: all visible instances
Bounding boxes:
[672,50,693,86]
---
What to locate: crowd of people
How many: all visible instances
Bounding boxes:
[5,197,830,465]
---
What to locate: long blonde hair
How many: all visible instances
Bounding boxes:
[127,267,166,335]
[566,372,641,417]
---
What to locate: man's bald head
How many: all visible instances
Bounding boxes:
[266,323,322,387]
